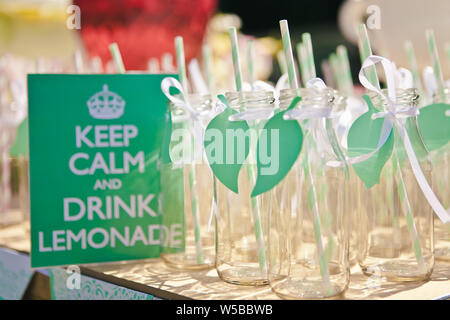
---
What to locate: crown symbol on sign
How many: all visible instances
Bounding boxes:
[87,84,125,119]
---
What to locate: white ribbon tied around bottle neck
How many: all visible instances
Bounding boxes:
[350,55,449,224]
[161,76,214,149]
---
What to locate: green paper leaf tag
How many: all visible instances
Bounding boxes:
[204,95,250,193]
[347,95,394,189]
[251,96,303,196]
[417,103,450,151]
[9,118,28,157]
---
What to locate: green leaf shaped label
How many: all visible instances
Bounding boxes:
[417,103,450,151]
[252,96,303,196]
[204,95,250,193]
[347,95,394,189]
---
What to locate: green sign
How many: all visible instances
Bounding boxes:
[28,74,172,268]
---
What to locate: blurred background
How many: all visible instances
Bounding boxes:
[0,0,449,102]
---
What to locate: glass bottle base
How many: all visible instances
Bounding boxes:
[161,252,215,271]
[360,261,433,282]
[217,262,268,286]
[270,279,346,300]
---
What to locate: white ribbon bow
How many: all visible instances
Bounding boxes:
[355,55,449,224]
[161,77,214,149]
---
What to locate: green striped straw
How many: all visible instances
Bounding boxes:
[404,41,424,93]
[279,20,299,89]
[296,42,309,85]
[188,166,203,264]
[329,53,342,91]
[229,26,267,273]
[202,44,216,98]
[302,33,316,80]
[445,43,450,66]
[277,51,288,75]
[247,39,256,88]
[73,50,84,74]
[336,45,354,95]
[280,20,332,291]
[175,36,189,93]
[426,29,446,102]
[393,152,426,272]
[229,27,244,93]
[321,60,335,88]
[174,36,204,264]
[357,24,380,90]
[109,43,126,74]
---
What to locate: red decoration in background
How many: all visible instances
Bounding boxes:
[75,0,217,70]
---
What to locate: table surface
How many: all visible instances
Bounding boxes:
[1,221,449,300]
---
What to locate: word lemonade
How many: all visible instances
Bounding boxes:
[37,84,174,253]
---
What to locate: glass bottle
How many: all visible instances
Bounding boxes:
[215,90,275,286]
[427,88,449,262]
[160,94,215,270]
[267,87,350,299]
[358,88,434,281]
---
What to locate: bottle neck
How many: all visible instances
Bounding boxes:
[225,91,275,111]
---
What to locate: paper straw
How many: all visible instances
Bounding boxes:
[277,51,288,75]
[174,36,204,264]
[302,32,316,80]
[305,36,333,292]
[426,29,446,102]
[91,56,103,74]
[329,53,341,90]
[247,39,256,88]
[202,45,216,97]
[445,43,450,66]
[321,60,335,88]
[229,26,267,273]
[73,50,84,73]
[108,43,125,74]
[394,154,426,272]
[147,58,160,73]
[188,59,208,95]
[297,42,309,85]
[280,22,332,291]
[229,27,244,93]
[404,41,423,93]
[175,36,189,93]
[358,24,380,89]
[279,20,299,89]
[188,166,204,264]
[302,136,333,293]
[162,53,176,73]
[336,45,354,95]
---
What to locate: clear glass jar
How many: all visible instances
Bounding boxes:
[267,87,350,299]
[215,90,275,286]
[159,94,215,270]
[358,88,434,281]
[427,88,449,262]
[431,144,449,262]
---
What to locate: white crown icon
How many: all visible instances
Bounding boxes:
[87,84,125,119]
